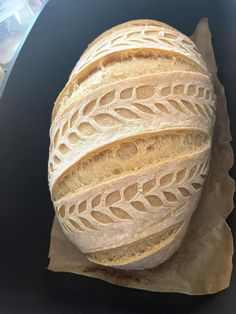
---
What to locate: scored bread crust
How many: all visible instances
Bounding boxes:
[51,19,208,121]
[49,72,214,190]
[87,218,190,270]
[48,19,216,270]
[54,148,210,251]
[76,19,177,57]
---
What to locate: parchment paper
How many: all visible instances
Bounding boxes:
[48,19,235,295]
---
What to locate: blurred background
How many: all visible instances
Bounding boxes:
[0,0,47,86]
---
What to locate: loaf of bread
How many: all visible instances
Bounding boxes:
[48,19,216,270]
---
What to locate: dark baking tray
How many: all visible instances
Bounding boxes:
[0,0,235,313]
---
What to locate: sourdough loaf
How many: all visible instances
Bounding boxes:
[48,19,216,270]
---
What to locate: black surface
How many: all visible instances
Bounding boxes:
[0,0,235,313]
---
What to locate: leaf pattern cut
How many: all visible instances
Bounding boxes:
[143,179,156,193]
[168,99,185,113]
[163,191,178,202]
[78,201,87,213]
[99,91,115,106]
[92,194,101,208]
[180,99,198,114]
[154,103,169,114]
[160,173,174,187]
[178,187,191,197]
[70,110,79,127]
[109,207,132,219]
[68,219,83,231]
[68,132,80,144]
[133,103,154,114]
[188,165,198,179]
[68,205,76,214]
[106,191,121,206]
[120,88,133,99]
[195,103,207,117]
[58,143,70,154]
[53,129,59,147]
[176,169,187,183]
[58,205,65,218]
[131,201,147,212]
[124,183,138,200]
[83,100,97,115]
[203,104,212,118]
[91,211,114,224]
[79,217,96,230]
[62,121,69,136]
[192,183,202,190]
[77,122,97,136]
[94,113,121,127]
[136,85,155,99]
[114,108,139,119]
[146,195,163,207]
